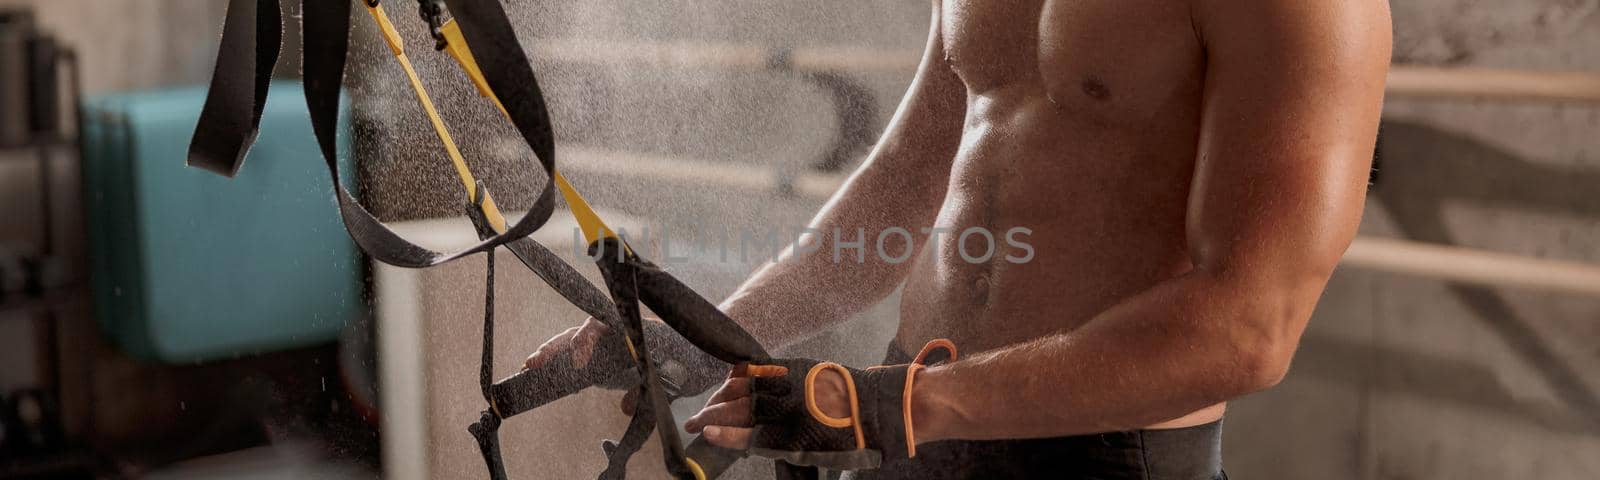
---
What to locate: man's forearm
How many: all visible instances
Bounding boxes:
[716,7,965,351]
[719,155,948,349]
[910,268,1322,442]
[719,251,868,350]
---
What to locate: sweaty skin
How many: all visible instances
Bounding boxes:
[539,0,1390,451]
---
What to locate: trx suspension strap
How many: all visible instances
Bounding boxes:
[187,0,818,479]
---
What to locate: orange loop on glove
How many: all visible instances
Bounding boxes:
[913,339,958,365]
[805,363,865,450]
[902,339,955,457]
[903,363,927,457]
[733,364,790,378]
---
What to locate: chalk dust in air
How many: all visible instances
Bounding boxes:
[345,3,932,476]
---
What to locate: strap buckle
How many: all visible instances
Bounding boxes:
[417,0,450,50]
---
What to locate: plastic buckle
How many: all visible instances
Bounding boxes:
[418,0,449,50]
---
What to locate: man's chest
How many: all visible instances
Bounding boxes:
[939,0,1207,124]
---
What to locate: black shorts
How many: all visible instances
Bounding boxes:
[838,345,1228,480]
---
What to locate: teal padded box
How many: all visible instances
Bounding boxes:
[81,82,361,363]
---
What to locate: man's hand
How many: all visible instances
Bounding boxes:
[524,316,611,371]
[684,340,956,470]
[523,316,730,413]
[685,368,853,449]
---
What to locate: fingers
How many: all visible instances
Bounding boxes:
[523,318,612,371]
[704,377,751,406]
[570,318,608,369]
[685,377,754,435]
[676,375,752,429]
[684,396,753,434]
[523,325,580,371]
[701,426,753,450]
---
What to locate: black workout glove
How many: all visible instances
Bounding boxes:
[737,340,956,471]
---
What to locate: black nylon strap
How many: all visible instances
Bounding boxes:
[187,0,279,177]
[184,0,558,269]
[437,0,557,169]
[497,228,621,330]
[479,221,497,408]
[306,0,556,268]
[594,240,697,478]
[468,410,508,480]
[634,260,768,365]
[465,188,636,418]
[598,392,657,480]
[466,188,508,480]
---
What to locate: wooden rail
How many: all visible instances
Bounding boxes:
[1386,66,1600,103]
[1343,237,1600,297]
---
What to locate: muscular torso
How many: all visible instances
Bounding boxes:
[897,0,1225,428]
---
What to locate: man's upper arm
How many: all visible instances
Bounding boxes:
[724,3,967,333]
[819,1,965,233]
[1187,0,1391,286]
[861,1,966,176]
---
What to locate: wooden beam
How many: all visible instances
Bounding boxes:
[1343,236,1600,296]
[1386,66,1600,103]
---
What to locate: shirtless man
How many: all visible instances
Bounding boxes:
[528,0,1390,477]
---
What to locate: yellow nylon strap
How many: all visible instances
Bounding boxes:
[683,457,707,480]
[365,4,508,233]
[439,21,618,245]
